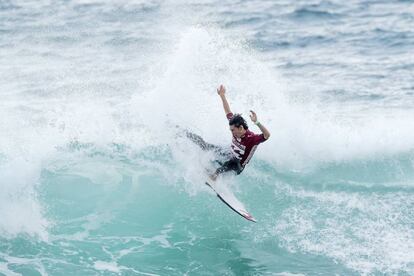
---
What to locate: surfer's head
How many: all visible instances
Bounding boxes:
[229,114,248,138]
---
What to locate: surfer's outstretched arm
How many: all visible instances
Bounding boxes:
[217,85,232,116]
[250,110,270,140]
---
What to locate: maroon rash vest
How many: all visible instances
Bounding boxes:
[226,112,266,167]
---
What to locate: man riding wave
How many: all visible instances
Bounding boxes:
[185,84,270,181]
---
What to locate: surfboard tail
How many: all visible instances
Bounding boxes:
[239,210,257,222]
[216,193,257,222]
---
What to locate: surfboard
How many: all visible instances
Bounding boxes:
[205,180,256,222]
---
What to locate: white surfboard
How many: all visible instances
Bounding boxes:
[205,180,256,222]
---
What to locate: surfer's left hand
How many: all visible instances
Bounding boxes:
[249,110,257,123]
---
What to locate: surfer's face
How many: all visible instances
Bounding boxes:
[230,125,245,138]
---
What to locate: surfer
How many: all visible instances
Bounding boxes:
[185,84,270,181]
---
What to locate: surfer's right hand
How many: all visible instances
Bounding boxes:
[217,85,226,96]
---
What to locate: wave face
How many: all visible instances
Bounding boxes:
[1,0,414,275]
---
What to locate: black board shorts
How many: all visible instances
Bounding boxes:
[215,157,244,175]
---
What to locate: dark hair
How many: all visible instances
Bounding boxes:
[229,114,248,129]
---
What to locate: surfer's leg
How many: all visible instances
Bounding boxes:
[235,161,244,175]
[184,131,227,156]
[211,158,243,180]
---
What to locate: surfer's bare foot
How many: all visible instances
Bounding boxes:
[209,173,218,181]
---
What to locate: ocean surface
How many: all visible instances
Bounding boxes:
[1,0,414,275]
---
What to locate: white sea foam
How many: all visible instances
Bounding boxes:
[94,261,121,273]
[272,186,414,274]
[0,254,48,276]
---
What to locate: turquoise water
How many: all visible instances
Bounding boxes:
[1,0,414,275]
